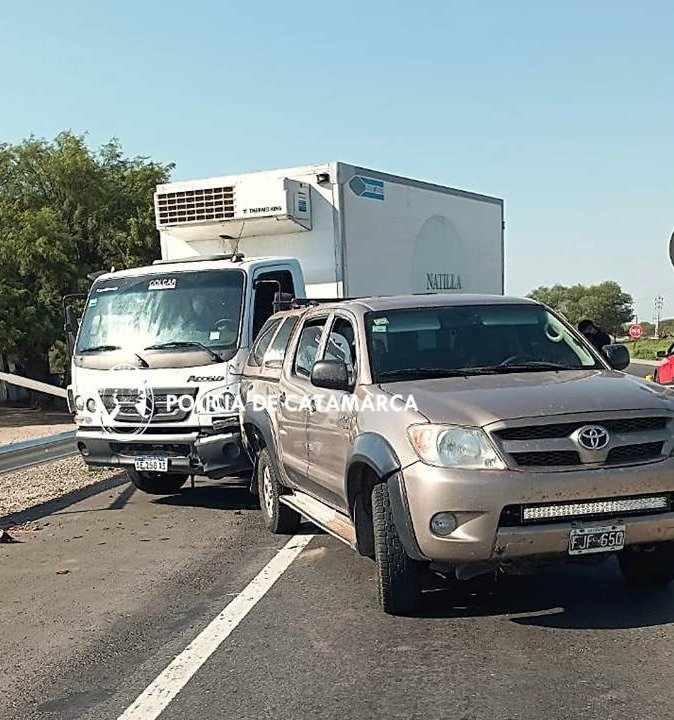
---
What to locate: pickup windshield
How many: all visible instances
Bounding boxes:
[76,270,244,359]
[367,304,603,383]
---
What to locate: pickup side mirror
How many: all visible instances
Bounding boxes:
[603,344,630,371]
[657,350,668,359]
[310,360,351,391]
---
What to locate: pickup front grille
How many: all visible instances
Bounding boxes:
[511,451,580,467]
[606,442,664,465]
[492,414,673,470]
[497,416,669,441]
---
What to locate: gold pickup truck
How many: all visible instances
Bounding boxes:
[240,294,674,615]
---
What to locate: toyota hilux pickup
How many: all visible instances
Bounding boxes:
[240,294,674,615]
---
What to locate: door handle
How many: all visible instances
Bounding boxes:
[278,391,286,405]
[309,397,317,413]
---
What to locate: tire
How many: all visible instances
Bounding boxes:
[618,541,674,587]
[257,448,301,534]
[126,469,189,495]
[371,482,422,615]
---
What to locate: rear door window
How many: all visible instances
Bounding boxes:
[249,318,281,367]
[294,317,328,378]
[264,317,298,368]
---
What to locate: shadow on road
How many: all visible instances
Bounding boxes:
[154,483,261,511]
[418,559,674,629]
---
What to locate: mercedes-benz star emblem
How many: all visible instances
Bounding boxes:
[577,425,610,451]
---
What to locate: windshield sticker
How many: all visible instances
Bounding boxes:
[96,286,118,293]
[148,278,177,291]
[209,331,220,341]
[89,298,98,307]
[373,317,389,326]
[372,325,387,333]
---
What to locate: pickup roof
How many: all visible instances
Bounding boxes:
[240,294,674,615]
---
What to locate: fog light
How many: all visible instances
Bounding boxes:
[86,398,97,413]
[77,441,89,456]
[430,512,457,536]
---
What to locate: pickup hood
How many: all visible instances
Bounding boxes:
[380,370,674,427]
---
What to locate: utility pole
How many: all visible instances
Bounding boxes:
[654,295,664,338]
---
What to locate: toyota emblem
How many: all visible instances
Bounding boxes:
[577,425,610,451]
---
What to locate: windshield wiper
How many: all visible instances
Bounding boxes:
[78,345,149,368]
[378,367,498,381]
[145,341,220,362]
[490,361,580,373]
[79,344,121,353]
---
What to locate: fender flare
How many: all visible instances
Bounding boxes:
[241,403,286,489]
[345,433,426,561]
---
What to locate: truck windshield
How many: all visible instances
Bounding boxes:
[76,270,245,358]
[367,304,604,382]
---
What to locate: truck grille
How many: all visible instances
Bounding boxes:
[492,414,673,470]
[110,442,191,458]
[155,186,235,227]
[98,388,198,423]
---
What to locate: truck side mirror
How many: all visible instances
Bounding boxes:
[64,305,79,335]
[657,350,668,359]
[310,360,351,391]
[602,344,630,371]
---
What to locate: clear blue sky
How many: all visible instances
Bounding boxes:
[2,0,672,321]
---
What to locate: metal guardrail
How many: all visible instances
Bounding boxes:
[0,431,77,475]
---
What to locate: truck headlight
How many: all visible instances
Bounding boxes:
[407,424,505,470]
[74,395,85,411]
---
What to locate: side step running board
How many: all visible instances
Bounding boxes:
[280,492,357,549]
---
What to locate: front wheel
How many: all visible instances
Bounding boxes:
[372,482,422,615]
[619,541,674,587]
[257,448,301,534]
[126,469,189,495]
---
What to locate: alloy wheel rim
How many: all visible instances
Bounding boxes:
[262,466,274,516]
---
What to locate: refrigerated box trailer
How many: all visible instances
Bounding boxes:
[155,162,504,297]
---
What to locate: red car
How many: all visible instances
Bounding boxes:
[654,343,674,384]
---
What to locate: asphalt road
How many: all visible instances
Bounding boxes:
[1,362,672,720]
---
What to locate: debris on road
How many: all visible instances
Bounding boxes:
[0,528,17,543]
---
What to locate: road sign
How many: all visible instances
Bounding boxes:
[629,324,643,339]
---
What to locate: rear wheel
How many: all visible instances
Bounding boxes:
[257,448,301,534]
[619,541,674,587]
[126,469,188,495]
[372,482,422,615]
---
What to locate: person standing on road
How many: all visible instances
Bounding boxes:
[578,319,612,353]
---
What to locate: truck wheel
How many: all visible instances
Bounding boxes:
[257,448,301,534]
[371,482,422,615]
[126,469,188,495]
[619,542,674,587]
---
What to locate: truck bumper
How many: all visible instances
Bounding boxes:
[75,427,251,479]
[398,459,674,565]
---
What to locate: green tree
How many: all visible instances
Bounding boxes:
[528,281,634,336]
[0,132,173,391]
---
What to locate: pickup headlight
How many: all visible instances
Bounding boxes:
[407,424,505,470]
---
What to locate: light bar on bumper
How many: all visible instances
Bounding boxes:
[522,495,669,522]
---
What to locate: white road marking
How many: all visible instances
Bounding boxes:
[118,533,314,720]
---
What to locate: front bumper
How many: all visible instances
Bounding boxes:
[75,427,251,478]
[399,458,674,564]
